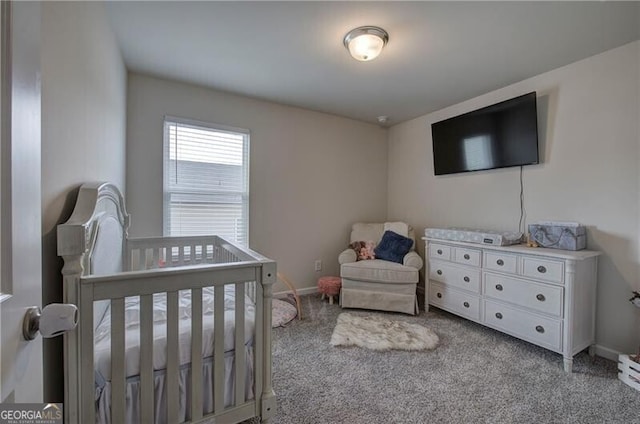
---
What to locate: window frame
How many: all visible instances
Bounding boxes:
[162,115,250,245]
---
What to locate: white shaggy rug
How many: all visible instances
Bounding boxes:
[330,313,439,351]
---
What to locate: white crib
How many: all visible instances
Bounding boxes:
[57,182,276,424]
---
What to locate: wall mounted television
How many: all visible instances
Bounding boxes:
[431,92,539,176]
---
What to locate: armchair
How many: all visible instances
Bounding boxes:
[339,222,423,315]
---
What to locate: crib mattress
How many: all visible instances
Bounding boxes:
[94,285,255,381]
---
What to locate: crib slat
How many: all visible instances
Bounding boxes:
[178,246,185,266]
[153,248,159,268]
[166,291,180,424]
[144,248,152,270]
[111,298,126,424]
[214,284,225,412]
[130,248,140,271]
[234,283,246,405]
[191,288,203,420]
[80,287,95,424]
[162,247,168,266]
[140,294,154,423]
[191,244,196,265]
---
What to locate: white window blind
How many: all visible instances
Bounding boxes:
[163,117,249,246]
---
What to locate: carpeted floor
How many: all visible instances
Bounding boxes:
[266,294,639,424]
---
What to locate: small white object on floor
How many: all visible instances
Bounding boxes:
[330,313,439,351]
[618,354,640,392]
[272,298,298,328]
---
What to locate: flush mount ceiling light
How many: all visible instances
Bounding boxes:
[343,26,389,62]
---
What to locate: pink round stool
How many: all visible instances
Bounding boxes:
[318,276,342,305]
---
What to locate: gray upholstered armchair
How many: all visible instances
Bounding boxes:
[339,222,423,315]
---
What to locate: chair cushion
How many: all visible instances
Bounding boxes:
[351,223,385,244]
[342,279,417,295]
[384,222,409,237]
[374,231,414,263]
[341,259,419,284]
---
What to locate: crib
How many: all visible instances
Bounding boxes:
[57,182,276,424]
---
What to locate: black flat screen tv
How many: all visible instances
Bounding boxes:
[431,92,539,175]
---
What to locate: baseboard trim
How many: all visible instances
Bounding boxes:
[592,344,622,361]
[274,286,318,298]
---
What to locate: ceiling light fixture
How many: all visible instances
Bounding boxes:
[377,116,389,126]
[343,26,389,62]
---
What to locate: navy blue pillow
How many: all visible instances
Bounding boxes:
[374,230,414,264]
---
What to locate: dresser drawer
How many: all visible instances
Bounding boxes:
[454,247,481,267]
[522,257,564,284]
[484,272,563,317]
[429,243,452,261]
[484,252,518,274]
[429,282,481,321]
[484,300,562,352]
[429,260,481,293]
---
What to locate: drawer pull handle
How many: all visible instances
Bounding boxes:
[497,259,504,266]
[495,284,503,291]
[436,292,442,298]
[463,276,470,282]
[536,294,546,302]
[464,254,470,260]
[437,249,443,255]
[495,312,503,319]
[463,302,470,308]
[436,269,443,275]
[535,325,545,334]
[537,265,547,274]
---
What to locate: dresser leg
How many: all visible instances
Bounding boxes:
[563,357,573,373]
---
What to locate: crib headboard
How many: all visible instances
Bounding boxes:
[58,182,130,277]
[58,182,130,329]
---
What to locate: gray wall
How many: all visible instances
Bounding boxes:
[387,41,640,357]
[41,1,127,401]
[126,73,388,292]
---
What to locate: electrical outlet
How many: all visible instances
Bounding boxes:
[314,259,322,271]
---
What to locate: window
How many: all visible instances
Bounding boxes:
[163,117,249,246]
[463,135,493,171]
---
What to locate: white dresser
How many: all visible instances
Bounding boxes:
[423,238,600,372]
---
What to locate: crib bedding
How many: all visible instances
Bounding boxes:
[94,285,255,381]
[96,347,255,424]
[93,285,256,423]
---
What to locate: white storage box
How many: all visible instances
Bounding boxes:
[528,221,586,251]
[618,354,640,391]
[424,227,523,246]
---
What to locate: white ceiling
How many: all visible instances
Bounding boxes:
[106,1,640,126]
